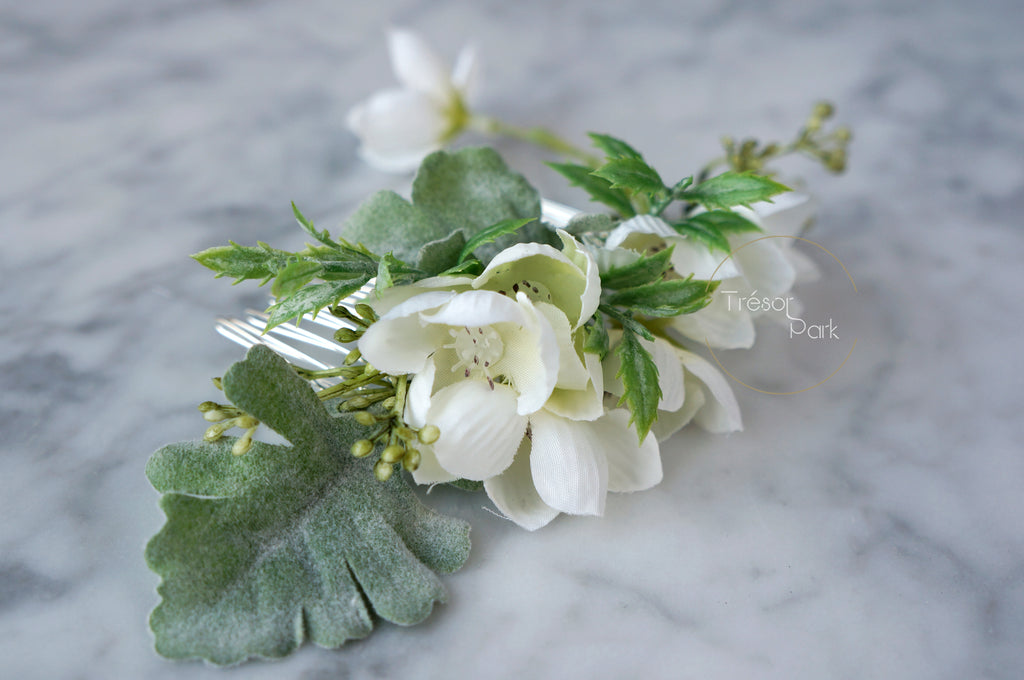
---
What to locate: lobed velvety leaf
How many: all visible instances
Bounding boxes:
[564,213,614,236]
[417,231,466,276]
[341,190,448,265]
[458,217,536,263]
[591,158,665,195]
[599,248,674,290]
[145,346,472,665]
[547,161,635,217]
[679,171,790,210]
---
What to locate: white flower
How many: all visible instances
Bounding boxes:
[358,233,661,530]
[604,193,817,349]
[347,29,480,172]
[602,332,743,443]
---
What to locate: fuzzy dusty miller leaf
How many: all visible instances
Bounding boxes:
[145,346,471,665]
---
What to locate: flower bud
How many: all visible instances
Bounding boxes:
[353,411,377,426]
[232,434,252,456]
[334,327,360,343]
[813,101,835,120]
[203,409,228,422]
[203,422,230,442]
[351,439,374,458]
[417,425,441,445]
[355,304,377,322]
[235,415,259,430]
[344,396,372,410]
[198,401,219,412]
[381,445,405,463]
[382,397,397,410]
[374,459,394,482]
[403,448,421,472]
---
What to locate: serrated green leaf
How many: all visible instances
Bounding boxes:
[437,259,484,277]
[591,158,666,195]
[271,260,323,298]
[564,213,614,236]
[588,132,644,160]
[687,209,763,234]
[613,327,661,442]
[458,217,535,263]
[292,202,339,248]
[680,171,790,210]
[671,220,731,253]
[547,162,636,217]
[376,253,420,293]
[192,242,291,282]
[605,279,718,317]
[417,231,466,276]
[302,245,379,278]
[583,311,610,359]
[266,278,371,330]
[145,346,471,665]
[600,248,674,290]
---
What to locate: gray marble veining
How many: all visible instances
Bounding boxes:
[2,0,1023,677]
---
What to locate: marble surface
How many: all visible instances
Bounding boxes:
[3,0,1023,677]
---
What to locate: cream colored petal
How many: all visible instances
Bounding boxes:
[528,410,608,516]
[494,294,559,415]
[651,374,706,442]
[404,356,437,428]
[483,439,559,531]
[605,214,677,250]
[668,236,739,280]
[357,291,456,374]
[347,88,447,172]
[556,230,601,327]
[544,351,605,422]
[410,443,458,485]
[600,409,662,493]
[387,28,453,100]
[535,302,589,391]
[730,234,796,296]
[667,290,755,349]
[451,43,480,101]
[677,350,743,433]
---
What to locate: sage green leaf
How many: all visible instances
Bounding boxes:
[587,132,643,160]
[412,147,551,262]
[564,213,613,236]
[341,190,447,264]
[604,279,718,318]
[547,161,636,217]
[458,217,536,263]
[271,260,323,298]
[613,326,661,442]
[599,248,674,290]
[583,310,610,360]
[680,171,790,210]
[266,278,371,329]
[591,158,665,195]
[145,346,471,665]
[192,242,291,283]
[417,231,466,276]
[292,201,340,248]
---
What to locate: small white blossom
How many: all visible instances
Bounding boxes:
[347,29,480,172]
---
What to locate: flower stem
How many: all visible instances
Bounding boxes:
[471,116,601,167]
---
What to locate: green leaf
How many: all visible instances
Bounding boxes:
[686,209,762,234]
[564,213,614,236]
[292,202,339,248]
[547,162,636,217]
[588,132,643,160]
[458,217,535,263]
[266,278,371,329]
[192,242,291,283]
[303,245,379,278]
[412,147,550,262]
[437,259,484,277]
[604,279,718,317]
[145,346,471,665]
[341,190,448,265]
[583,311,610,360]
[416,231,466,276]
[376,253,420,293]
[591,158,665,195]
[600,248,674,290]
[679,171,790,210]
[271,260,323,298]
[671,220,731,254]
[613,326,661,442]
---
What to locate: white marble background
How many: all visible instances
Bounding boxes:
[2,0,1023,678]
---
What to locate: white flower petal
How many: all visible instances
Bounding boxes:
[650,337,685,413]
[496,294,559,414]
[668,290,755,349]
[556,230,601,327]
[751,192,816,238]
[677,350,743,433]
[404,356,437,428]
[484,439,559,531]
[451,44,480,101]
[544,351,605,422]
[429,381,527,480]
[605,214,677,249]
[357,291,456,374]
[387,29,453,101]
[535,302,588,391]
[730,235,796,296]
[347,88,448,172]
[410,443,458,485]
[669,237,740,280]
[651,374,706,441]
[600,409,662,493]
[528,410,608,516]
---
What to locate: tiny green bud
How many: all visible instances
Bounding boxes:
[345,396,372,410]
[355,303,377,322]
[204,422,229,442]
[395,426,415,441]
[403,448,421,472]
[198,401,219,412]
[212,377,223,390]
[824,150,847,173]
[235,415,259,429]
[418,425,441,445]
[351,439,374,458]
[381,445,405,464]
[813,101,835,120]
[834,126,852,143]
[374,459,394,482]
[334,327,360,343]
[354,411,377,426]
[344,348,362,366]
[382,397,397,410]
[203,409,227,422]
[232,434,252,456]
